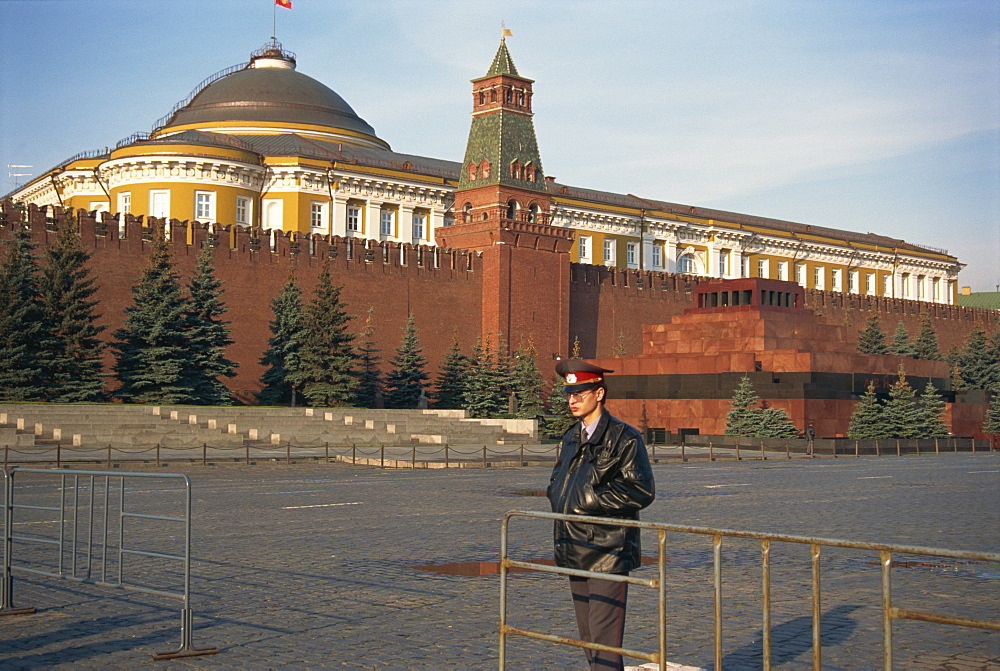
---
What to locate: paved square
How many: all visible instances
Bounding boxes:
[2,453,997,669]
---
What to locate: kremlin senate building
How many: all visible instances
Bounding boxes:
[3,38,996,436]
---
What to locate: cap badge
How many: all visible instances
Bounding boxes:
[565,373,578,384]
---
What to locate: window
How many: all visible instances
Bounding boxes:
[118,192,131,215]
[528,203,539,223]
[866,273,875,295]
[380,210,394,237]
[310,201,327,231]
[603,239,615,265]
[831,268,842,292]
[932,277,940,301]
[412,212,425,241]
[679,254,696,274]
[652,244,662,269]
[236,196,250,226]
[462,203,472,224]
[848,270,859,294]
[776,261,788,281]
[796,263,806,286]
[813,266,825,290]
[917,275,925,300]
[506,200,517,220]
[467,163,478,181]
[149,189,170,218]
[757,258,769,279]
[578,235,591,262]
[883,274,892,296]
[901,273,910,298]
[480,159,491,179]
[718,250,729,277]
[347,206,360,232]
[740,256,749,278]
[195,191,215,221]
[479,91,486,105]
[626,242,637,267]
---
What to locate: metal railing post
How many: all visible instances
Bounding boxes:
[881,549,894,671]
[56,443,61,468]
[519,443,524,466]
[680,441,686,463]
[286,442,291,465]
[106,444,112,468]
[762,539,772,670]
[352,444,356,464]
[411,444,416,468]
[713,534,723,670]
[735,441,741,461]
[325,442,330,464]
[156,443,161,467]
[245,443,250,465]
[482,445,487,469]
[202,443,207,466]
[812,544,822,670]
[760,440,766,460]
[709,441,714,461]
[445,444,449,468]
[380,444,385,469]
[658,529,667,668]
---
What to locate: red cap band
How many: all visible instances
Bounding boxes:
[563,371,603,385]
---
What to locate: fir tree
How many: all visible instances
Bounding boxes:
[37,213,106,402]
[883,367,922,439]
[181,242,237,405]
[542,376,576,438]
[292,262,356,407]
[916,381,950,438]
[958,326,997,391]
[464,334,502,418]
[756,405,800,438]
[889,321,915,357]
[112,230,194,404]
[494,332,517,406]
[848,382,886,439]
[912,313,940,360]
[984,384,1000,434]
[724,376,762,437]
[354,307,383,408]
[258,270,306,406]
[857,314,888,354]
[511,339,545,418]
[433,334,468,409]
[0,223,48,401]
[384,314,429,409]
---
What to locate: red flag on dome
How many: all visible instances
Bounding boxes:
[276,0,292,8]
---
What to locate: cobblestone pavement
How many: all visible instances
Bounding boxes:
[1,453,997,669]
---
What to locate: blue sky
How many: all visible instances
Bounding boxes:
[2,0,997,291]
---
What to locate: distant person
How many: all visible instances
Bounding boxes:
[805,422,816,455]
[546,360,655,670]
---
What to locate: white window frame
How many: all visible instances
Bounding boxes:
[626,242,638,268]
[412,212,426,241]
[347,206,361,233]
[740,256,749,278]
[718,250,729,277]
[917,275,926,300]
[603,239,616,265]
[884,274,893,297]
[380,209,394,237]
[777,260,788,281]
[651,244,662,270]
[149,189,170,218]
[236,196,251,226]
[310,201,328,232]
[578,235,591,263]
[679,254,697,274]
[848,270,859,294]
[195,191,215,222]
[831,268,842,292]
[117,192,131,215]
[757,258,769,279]
[814,266,825,290]
[932,277,940,301]
[866,273,876,296]
[796,263,806,286]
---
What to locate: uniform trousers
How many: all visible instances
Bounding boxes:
[569,575,629,670]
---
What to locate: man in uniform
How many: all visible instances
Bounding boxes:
[546,360,656,670]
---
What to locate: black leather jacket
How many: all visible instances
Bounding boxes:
[546,410,655,573]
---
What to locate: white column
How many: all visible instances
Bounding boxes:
[663,238,678,273]
[330,195,349,238]
[428,208,445,246]
[399,204,415,244]
[365,200,382,242]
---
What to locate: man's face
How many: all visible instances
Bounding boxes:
[566,386,603,422]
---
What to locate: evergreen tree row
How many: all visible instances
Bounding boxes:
[847,368,951,439]
[0,215,106,402]
[723,376,799,438]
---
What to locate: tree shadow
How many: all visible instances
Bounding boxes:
[710,604,863,669]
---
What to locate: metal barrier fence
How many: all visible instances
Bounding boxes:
[499,510,1000,670]
[0,468,217,660]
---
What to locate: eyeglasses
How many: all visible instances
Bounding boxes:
[564,389,595,403]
